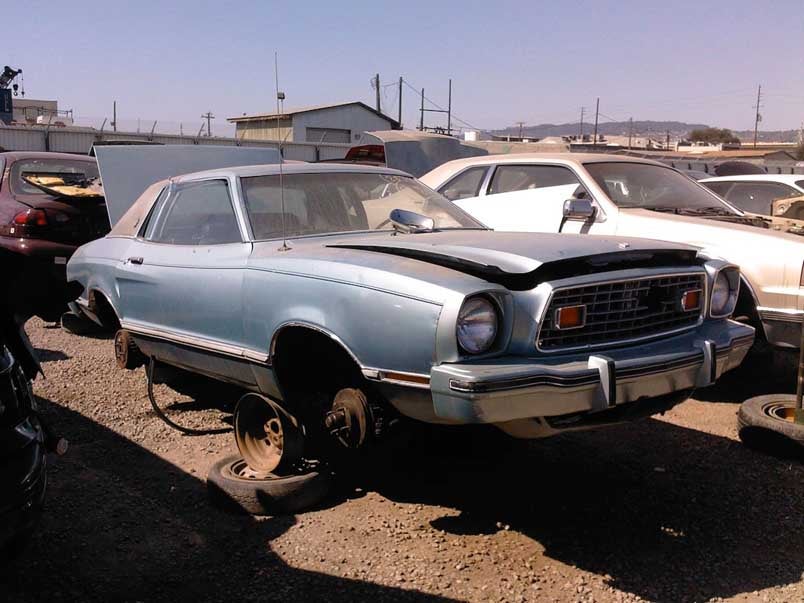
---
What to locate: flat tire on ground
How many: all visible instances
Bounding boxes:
[738,394,804,452]
[206,454,331,515]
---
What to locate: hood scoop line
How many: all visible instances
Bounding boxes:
[328,244,700,291]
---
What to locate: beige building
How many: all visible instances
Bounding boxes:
[228,101,399,144]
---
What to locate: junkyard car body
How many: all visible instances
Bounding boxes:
[701,175,804,235]
[67,163,753,438]
[1,248,74,557]
[0,152,108,317]
[421,154,804,350]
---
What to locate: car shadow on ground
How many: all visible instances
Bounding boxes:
[34,348,71,363]
[0,397,455,603]
[353,419,804,603]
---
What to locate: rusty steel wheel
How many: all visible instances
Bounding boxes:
[234,393,304,474]
[114,329,146,370]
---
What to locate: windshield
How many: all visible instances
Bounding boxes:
[585,162,738,213]
[241,172,484,240]
[11,158,100,195]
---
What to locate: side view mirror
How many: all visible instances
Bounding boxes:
[563,198,597,221]
[390,208,435,234]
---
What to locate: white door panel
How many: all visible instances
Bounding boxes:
[455,184,578,233]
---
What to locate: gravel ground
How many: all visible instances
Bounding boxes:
[2,319,803,603]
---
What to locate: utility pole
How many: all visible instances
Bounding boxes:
[666,129,670,150]
[515,121,525,139]
[592,98,599,145]
[112,100,117,132]
[201,112,215,137]
[753,84,762,149]
[398,76,403,127]
[375,73,381,113]
[628,117,633,149]
[419,88,424,130]
[447,78,452,136]
[579,107,585,139]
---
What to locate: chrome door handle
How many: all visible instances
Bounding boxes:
[127,257,144,265]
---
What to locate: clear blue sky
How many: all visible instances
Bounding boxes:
[6,0,804,134]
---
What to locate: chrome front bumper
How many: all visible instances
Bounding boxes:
[430,320,754,424]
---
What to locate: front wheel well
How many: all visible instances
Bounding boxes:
[734,278,766,343]
[271,327,364,405]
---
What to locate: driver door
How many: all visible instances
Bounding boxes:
[451,164,600,234]
[116,178,250,350]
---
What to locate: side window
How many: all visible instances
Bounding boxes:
[147,180,241,245]
[140,186,170,238]
[724,182,798,215]
[487,165,587,199]
[438,167,488,201]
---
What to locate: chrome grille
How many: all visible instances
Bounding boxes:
[537,273,705,352]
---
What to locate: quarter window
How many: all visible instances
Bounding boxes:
[146,180,241,245]
[487,164,587,198]
[439,167,488,201]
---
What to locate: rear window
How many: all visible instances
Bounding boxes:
[10,158,100,195]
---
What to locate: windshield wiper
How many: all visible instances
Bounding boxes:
[642,205,737,216]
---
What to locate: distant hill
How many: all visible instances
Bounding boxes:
[492,120,801,143]
[493,120,708,139]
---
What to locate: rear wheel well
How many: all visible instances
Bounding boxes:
[89,290,120,331]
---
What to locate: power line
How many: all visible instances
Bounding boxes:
[401,78,480,131]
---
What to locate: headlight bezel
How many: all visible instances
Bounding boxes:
[709,266,740,318]
[456,295,500,355]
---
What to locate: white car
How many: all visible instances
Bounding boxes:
[701,174,804,220]
[421,153,804,354]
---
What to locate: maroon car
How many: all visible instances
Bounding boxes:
[0,152,109,319]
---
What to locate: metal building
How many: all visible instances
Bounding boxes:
[228,102,400,144]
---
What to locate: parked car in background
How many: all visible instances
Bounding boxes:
[66,160,753,485]
[0,152,108,318]
[701,174,804,225]
[420,154,803,356]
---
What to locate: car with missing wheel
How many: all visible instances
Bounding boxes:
[421,153,804,360]
[66,159,753,511]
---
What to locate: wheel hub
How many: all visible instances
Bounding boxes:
[325,388,373,449]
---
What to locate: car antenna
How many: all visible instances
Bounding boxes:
[275,51,290,252]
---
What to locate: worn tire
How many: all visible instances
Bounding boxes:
[738,395,804,455]
[206,455,331,515]
[114,330,146,370]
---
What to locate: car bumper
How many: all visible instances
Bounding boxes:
[757,307,804,349]
[429,320,754,425]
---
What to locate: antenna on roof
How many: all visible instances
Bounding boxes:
[275,51,290,252]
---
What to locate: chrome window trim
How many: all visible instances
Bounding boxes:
[534,270,708,354]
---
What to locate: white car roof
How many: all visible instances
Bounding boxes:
[420,152,669,187]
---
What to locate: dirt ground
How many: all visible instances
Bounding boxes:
[2,319,803,603]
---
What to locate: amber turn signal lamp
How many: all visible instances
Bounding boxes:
[680,289,702,312]
[555,305,586,330]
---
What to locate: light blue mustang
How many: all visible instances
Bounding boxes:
[67,161,754,471]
